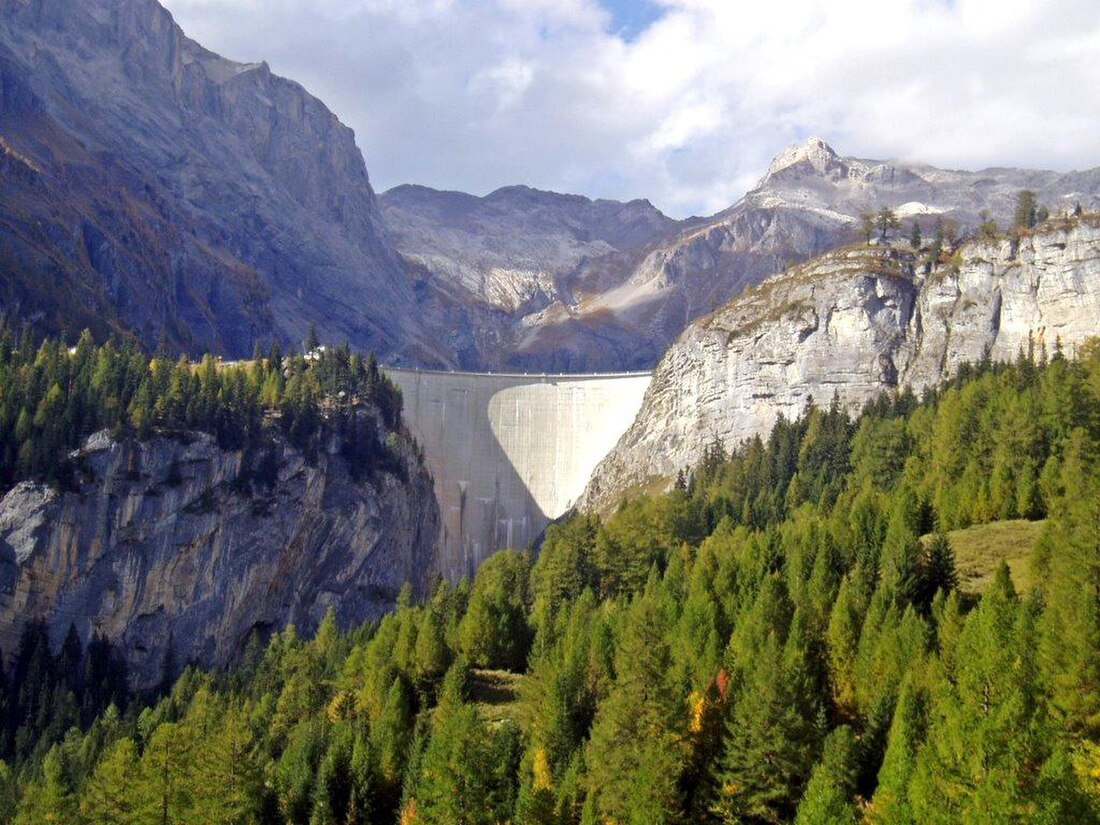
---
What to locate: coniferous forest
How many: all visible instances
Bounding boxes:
[0,327,404,493]
[5,338,1100,823]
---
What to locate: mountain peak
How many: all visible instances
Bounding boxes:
[764,136,844,179]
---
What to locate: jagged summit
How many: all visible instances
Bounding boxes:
[766,136,840,174]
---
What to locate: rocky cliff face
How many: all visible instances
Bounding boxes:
[582,218,1100,510]
[0,0,442,362]
[382,184,676,314]
[0,429,439,688]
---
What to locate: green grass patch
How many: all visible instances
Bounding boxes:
[468,669,525,728]
[925,519,1046,596]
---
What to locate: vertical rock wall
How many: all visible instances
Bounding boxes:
[0,430,439,688]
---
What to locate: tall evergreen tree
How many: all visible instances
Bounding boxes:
[794,725,859,825]
[586,587,686,824]
[1039,430,1100,736]
[868,675,928,825]
[80,737,142,825]
[713,622,822,823]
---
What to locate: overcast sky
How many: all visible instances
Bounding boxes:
[162,0,1100,218]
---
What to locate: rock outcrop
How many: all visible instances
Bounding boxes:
[582,218,1100,511]
[382,184,675,315]
[0,429,439,688]
[578,139,1100,368]
[0,0,443,362]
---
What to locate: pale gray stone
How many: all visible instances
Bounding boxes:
[583,220,1100,510]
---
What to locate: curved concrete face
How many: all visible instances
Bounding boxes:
[385,369,651,580]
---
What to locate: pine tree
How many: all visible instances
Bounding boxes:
[138,721,195,825]
[794,726,859,825]
[345,731,376,825]
[1014,189,1038,230]
[860,213,876,244]
[186,696,258,825]
[410,665,516,825]
[1039,430,1100,736]
[58,623,82,693]
[372,676,414,812]
[312,725,356,825]
[414,610,450,689]
[585,588,686,824]
[276,720,325,825]
[876,207,900,241]
[908,564,1088,822]
[916,533,957,610]
[14,746,78,825]
[80,737,142,824]
[712,626,822,823]
[867,675,927,825]
[531,516,597,628]
[826,577,861,720]
[458,550,531,671]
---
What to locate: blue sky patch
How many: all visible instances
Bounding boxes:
[601,0,665,41]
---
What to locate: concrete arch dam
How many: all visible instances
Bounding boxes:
[385,369,652,580]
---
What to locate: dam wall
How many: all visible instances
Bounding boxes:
[385,369,651,580]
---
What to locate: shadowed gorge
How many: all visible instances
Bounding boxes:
[386,368,651,577]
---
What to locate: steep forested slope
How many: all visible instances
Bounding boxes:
[0,332,439,694]
[6,345,1100,823]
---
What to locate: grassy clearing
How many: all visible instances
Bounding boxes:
[468,668,525,728]
[925,519,1046,596]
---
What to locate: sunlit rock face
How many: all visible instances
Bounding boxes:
[384,138,1100,372]
[582,220,1100,511]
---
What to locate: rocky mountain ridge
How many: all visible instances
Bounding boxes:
[0,428,439,687]
[582,217,1100,511]
[382,183,677,314]
[386,137,1100,371]
[381,183,682,371]
[3,0,1099,375]
[0,0,443,362]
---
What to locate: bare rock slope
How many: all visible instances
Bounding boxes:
[0,0,441,362]
[583,218,1100,510]
[385,138,1100,371]
[0,430,438,688]
[381,184,679,371]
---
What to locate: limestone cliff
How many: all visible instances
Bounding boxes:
[582,218,1100,510]
[575,139,1100,371]
[0,429,439,688]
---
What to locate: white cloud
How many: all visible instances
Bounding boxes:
[469,58,535,113]
[162,0,1100,217]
